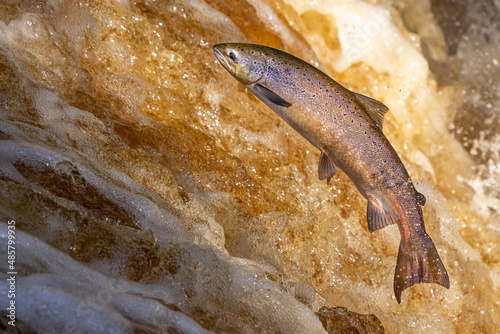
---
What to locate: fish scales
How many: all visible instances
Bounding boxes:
[213,43,449,303]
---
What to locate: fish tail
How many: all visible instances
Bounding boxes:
[394,234,450,303]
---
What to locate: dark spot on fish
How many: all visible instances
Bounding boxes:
[303,73,306,76]
[360,123,362,126]
[351,120,354,123]
[320,87,323,90]
[383,160,387,163]
[307,78,310,81]
[326,89,329,92]
[343,113,346,116]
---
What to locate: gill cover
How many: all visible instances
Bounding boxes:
[213,44,267,85]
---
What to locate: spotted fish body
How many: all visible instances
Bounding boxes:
[213,43,449,303]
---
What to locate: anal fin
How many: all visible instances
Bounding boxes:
[318,151,337,184]
[367,198,397,232]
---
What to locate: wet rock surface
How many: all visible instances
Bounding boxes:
[316,306,384,334]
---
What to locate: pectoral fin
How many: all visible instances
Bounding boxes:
[318,151,337,184]
[255,84,292,107]
[354,92,389,131]
[367,198,397,232]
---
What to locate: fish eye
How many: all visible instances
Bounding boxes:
[228,51,236,61]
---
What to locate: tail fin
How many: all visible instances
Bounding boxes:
[394,234,450,303]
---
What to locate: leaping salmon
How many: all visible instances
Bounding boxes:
[213,43,449,303]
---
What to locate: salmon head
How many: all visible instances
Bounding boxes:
[213,43,267,85]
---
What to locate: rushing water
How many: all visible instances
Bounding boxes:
[0,0,498,333]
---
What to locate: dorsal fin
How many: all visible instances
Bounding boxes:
[354,92,389,131]
[254,84,292,107]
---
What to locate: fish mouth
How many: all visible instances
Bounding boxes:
[213,44,228,67]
